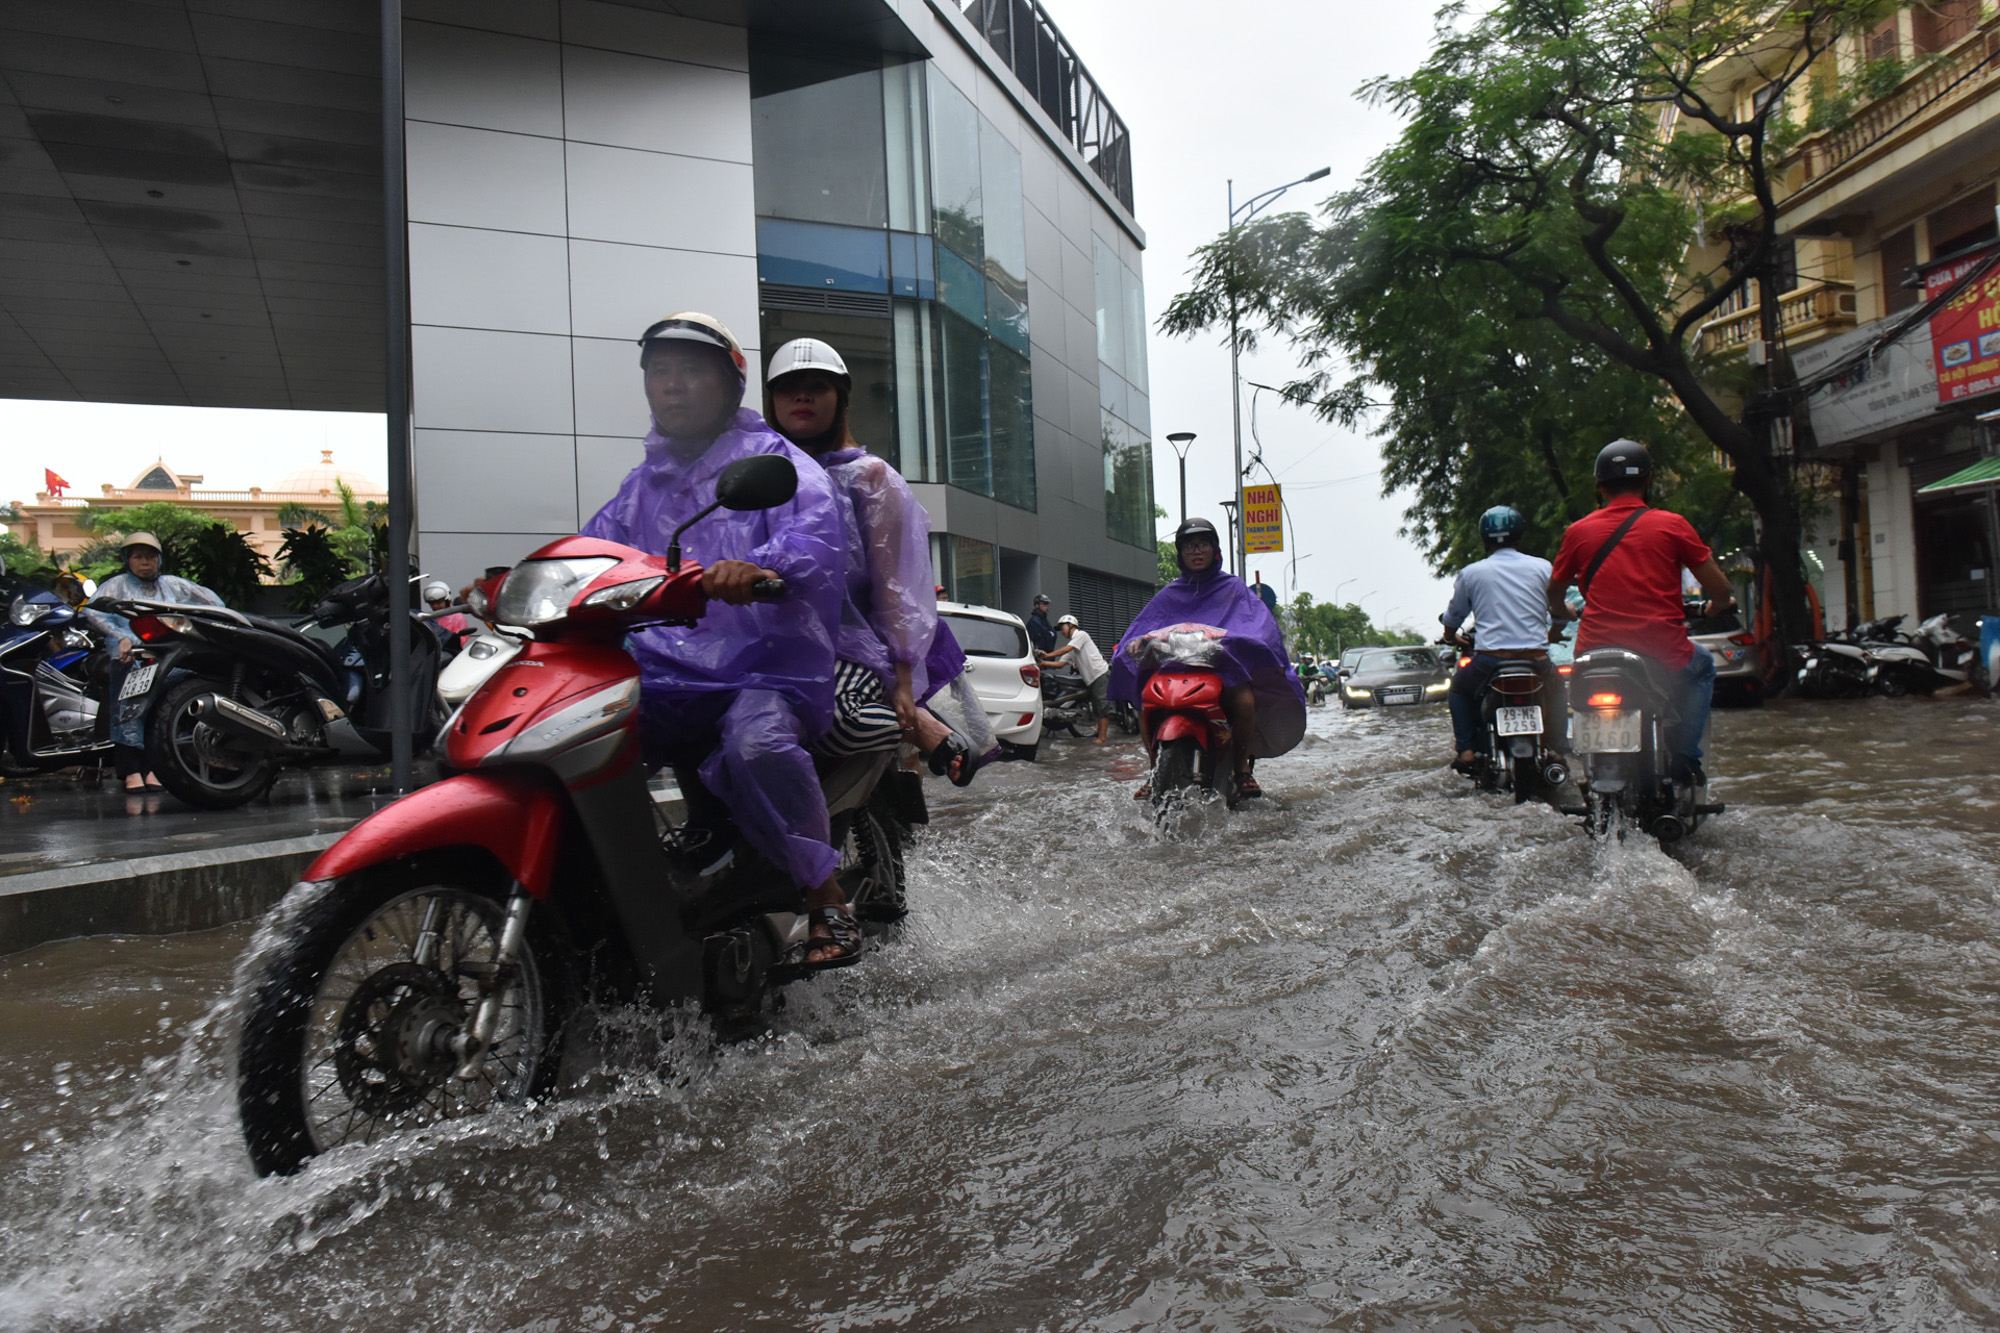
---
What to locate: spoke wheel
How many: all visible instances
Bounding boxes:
[837,808,906,924]
[238,867,566,1176]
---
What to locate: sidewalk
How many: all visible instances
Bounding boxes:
[0,764,429,955]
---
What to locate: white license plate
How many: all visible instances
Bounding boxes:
[1378,687,1420,705]
[118,663,157,699]
[1495,705,1542,737]
[1572,708,1642,754]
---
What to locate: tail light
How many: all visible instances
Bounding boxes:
[1587,691,1623,708]
[1557,664,1573,676]
[1019,663,1040,687]
[1727,633,1756,646]
[131,613,191,642]
[1457,656,1471,669]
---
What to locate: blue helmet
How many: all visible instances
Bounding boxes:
[1478,505,1525,545]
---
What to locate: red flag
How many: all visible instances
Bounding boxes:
[44,468,70,496]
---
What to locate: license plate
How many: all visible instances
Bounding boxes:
[118,663,157,699]
[1573,708,1642,754]
[1378,687,1420,705]
[1495,705,1542,737]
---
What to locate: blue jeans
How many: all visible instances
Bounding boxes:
[1667,648,1717,772]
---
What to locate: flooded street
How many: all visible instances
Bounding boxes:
[3,697,1999,1331]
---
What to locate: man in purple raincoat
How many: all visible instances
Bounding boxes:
[1109,516,1307,799]
[581,312,858,967]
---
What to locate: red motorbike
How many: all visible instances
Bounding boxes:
[1130,623,1234,811]
[234,456,918,1176]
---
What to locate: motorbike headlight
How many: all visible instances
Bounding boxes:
[582,576,664,612]
[9,595,51,626]
[491,557,617,627]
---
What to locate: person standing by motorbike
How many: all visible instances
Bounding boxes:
[423,580,468,658]
[80,532,223,793]
[580,313,857,967]
[1547,440,1737,788]
[1041,614,1112,743]
[1110,517,1306,799]
[761,337,986,784]
[1441,505,1566,773]
[1027,593,1057,656]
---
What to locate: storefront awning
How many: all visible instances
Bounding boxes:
[1918,456,2000,494]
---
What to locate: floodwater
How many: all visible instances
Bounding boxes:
[2,697,1998,1331]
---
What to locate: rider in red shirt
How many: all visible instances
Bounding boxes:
[1547,440,1738,785]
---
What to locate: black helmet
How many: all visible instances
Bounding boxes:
[1174,517,1220,549]
[1478,505,1525,545]
[1594,439,1653,492]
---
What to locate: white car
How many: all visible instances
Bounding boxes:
[938,600,1044,759]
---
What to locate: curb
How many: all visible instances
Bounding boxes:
[0,833,342,957]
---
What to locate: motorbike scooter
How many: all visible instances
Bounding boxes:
[0,575,112,776]
[1566,645,1724,842]
[1463,660,1571,805]
[104,571,442,808]
[234,455,917,1176]
[1130,622,1236,812]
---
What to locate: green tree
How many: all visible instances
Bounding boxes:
[1,510,59,587]
[1161,0,1892,645]
[276,524,353,612]
[1285,591,1425,655]
[179,524,273,607]
[76,501,223,578]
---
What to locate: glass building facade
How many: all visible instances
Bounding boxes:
[748,42,1151,568]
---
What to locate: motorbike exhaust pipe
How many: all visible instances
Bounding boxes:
[1541,760,1570,789]
[1650,813,1687,843]
[186,693,291,751]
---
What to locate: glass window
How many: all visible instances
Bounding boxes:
[941,610,1027,657]
[1102,408,1152,549]
[988,341,1035,511]
[936,244,986,330]
[751,62,887,229]
[1122,260,1148,386]
[979,116,1027,312]
[948,536,1000,610]
[889,232,935,300]
[937,307,991,497]
[928,76,983,267]
[758,307,896,461]
[756,219,888,293]
[893,299,936,481]
[986,284,1029,356]
[884,61,930,234]
[1093,234,1125,375]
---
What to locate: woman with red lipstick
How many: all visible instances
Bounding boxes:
[763,338,985,784]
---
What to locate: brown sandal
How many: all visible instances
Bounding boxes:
[804,904,864,970]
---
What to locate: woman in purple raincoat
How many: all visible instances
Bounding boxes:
[762,337,988,785]
[581,313,859,967]
[1109,517,1307,798]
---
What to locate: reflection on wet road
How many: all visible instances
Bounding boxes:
[1,696,1997,1330]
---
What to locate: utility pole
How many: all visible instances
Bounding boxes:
[380,0,414,795]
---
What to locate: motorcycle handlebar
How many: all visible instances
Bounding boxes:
[416,604,470,621]
[750,578,785,601]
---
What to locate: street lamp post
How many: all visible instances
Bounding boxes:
[1227,166,1329,577]
[1219,499,1240,569]
[1165,431,1197,526]
[1334,576,1357,606]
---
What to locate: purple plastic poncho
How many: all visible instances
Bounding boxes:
[818,446,939,696]
[582,409,844,732]
[1109,562,1307,759]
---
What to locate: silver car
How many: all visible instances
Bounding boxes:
[1339,647,1452,710]
[1686,607,1767,705]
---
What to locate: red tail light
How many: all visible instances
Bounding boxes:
[130,613,188,642]
[1728,633,1756,646]
[1557,665,1573,676]
[1457,656,1471,669]
[1019,663,1040,687]
[1587,691,1622,708]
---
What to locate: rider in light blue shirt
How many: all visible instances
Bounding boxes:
[1440,506,1565,772]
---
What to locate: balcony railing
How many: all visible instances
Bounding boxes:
[1791,14,2000,186]
[953,0,1134,213]
[1696,278,1858,356]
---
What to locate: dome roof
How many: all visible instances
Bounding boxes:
[273,450,386,498]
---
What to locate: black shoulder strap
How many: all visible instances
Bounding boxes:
[1579,506,1649,599]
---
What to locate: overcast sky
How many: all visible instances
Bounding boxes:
[0,2,1453,633]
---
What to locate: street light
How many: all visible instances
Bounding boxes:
[1227,165,1330,577]
[1218,498,1239,570]
[1165,431,1197,525]
[1334,576,1357,606]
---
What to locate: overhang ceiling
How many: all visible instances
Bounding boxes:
[0,0,921,416]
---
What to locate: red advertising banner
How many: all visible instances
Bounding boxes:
[1924,246,2000,405]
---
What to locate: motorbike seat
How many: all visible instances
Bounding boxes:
[1570,646,1676,708]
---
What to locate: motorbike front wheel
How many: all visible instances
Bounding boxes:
[1151,736,1202,811]
[147,675,281,809]
[237,864,567,1176]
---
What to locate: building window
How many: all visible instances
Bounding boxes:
[929,77,984,266]
[1094,235,1153,548]
[1881,226,1918,315]
[751,59,888,229]
[1864,17,1899,64]
[757,304,898,462]
[1101,409,1153,550]
[1914,0,1981,53]
[1927,186,1999,260]
[942,534,1000,608]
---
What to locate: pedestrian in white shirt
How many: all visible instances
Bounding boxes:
[1042,614,1112,744]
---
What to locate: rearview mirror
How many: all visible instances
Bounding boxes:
[716,454,798,512]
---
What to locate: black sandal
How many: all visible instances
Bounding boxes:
[804,904,864,970]
[926,730,982,787]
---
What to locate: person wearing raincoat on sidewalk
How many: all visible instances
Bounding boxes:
[1109,516,1307,800]
[762,336,991,785]
[579,313,858,967]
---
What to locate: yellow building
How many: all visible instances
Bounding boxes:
[8,451,389,566]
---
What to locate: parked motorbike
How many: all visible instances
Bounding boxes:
[233,455,919,1176]
[105,572,442,809]
[0,579,112,776]
[1130,622,1235,811]
[435,619,526,709]
[1038,662,1136,736]
[1459,661,1570,806]
[1566,646,1725,842]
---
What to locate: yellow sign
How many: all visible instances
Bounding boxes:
[1242,483,1283,554]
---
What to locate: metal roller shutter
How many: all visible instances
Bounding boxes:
[1067,565,1154,649]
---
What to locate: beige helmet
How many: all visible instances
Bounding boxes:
[636,311,747,380]
[121,531,163,555]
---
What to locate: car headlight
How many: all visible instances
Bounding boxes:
[492,557,617,627]
[9,595,51,626]
[1424,681,1448,694]
[1343,685,1367,698]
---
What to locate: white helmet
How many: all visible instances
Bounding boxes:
[767,338,850,386]
[637,312,748,380]
[422,580,451,602]
[1057,614,1079,628]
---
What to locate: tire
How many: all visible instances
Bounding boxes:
[1000,739,1039,762]
[1875,675,1908,698]
[838,808,906,925]
[1112,702,1140,735]
[237,861,568,1176]
[1151,736,1200,811]
[146,674,281,809]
